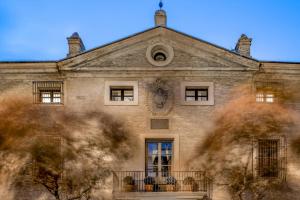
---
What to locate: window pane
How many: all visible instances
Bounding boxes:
[41,92,51,97]
[111,97,121,101]
[111,88,122,101]
[161,142,172,166]
[148,143,158,155]
[256,93,264,102]
[124,90,133,96]
[198,90,208,96]
[161,156,172,165]
[186,97,196,101]
[199,96,208,101]
[53,92,61,97]
[186,90,195,96]
[124,97,134,102]
[161,142,172,153]
[41,92,51,103]
[266,94,274,103]
[146,142,159,177]
[111,90,121,96]
[53,92,61,103]
[53,98,61,103]
[148,156,159,165]
[147,166,159,177]
[42,98,51,103]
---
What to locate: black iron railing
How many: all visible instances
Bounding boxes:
[113,171,212,198]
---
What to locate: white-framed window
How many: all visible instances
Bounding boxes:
[104,81,138,106]
[181,82,214,105]
[33,81,64,104]
[110,87,134,102]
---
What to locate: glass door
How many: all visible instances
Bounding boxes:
[146,140,173,177]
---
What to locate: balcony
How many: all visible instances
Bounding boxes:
[113,171,213,200]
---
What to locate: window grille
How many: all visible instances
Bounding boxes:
[33,135,63,179]
[256,92,275,103]
[255,82,282,103]
[33,81,64,104]
[255,137,287,180]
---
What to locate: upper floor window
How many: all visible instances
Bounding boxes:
[255,81,282,104]
[185,87,209,102]
[181,82,214,106]
[33,81,64,104]
[256,91,275,103]
[110,87,134,102]
[104,81,138,106]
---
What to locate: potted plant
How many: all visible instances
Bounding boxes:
[123,176,135,192]
[182,176,195,191]
[165,176,177,192]
[144,176,155,192]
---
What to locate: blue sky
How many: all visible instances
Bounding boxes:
[0,0,299,62]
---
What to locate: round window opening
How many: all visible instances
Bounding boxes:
[153,52,167,61]
[146,43,174,67]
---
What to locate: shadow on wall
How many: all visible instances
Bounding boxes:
[0,94,139,200]
[189,84,300,200]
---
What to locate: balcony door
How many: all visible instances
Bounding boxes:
[146,140,173,177]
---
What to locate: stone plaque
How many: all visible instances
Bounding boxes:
[151,119,169,129]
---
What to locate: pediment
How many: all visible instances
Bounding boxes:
[58,27,259,72]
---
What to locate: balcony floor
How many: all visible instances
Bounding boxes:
[114,191,210,200]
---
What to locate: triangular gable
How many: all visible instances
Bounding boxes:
[58,26,259,71]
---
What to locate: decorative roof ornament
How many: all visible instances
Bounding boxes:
[159,0,163,10]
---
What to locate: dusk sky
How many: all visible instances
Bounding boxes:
[0,0,299,62]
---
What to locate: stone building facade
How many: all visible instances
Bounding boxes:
[0,7,300,200]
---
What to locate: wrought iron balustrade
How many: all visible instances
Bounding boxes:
[113,171,212,198]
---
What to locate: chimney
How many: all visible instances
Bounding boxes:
[155,9,167,27]
[235,34,252,57]
[67,32,85,57]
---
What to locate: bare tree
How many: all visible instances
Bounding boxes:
[192,86,300,200]
[0,98,137,200]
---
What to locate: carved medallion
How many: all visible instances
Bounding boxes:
[146,78,174,115]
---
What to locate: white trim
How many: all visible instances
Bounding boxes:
[104,81,138,106]
[180,82,214,106]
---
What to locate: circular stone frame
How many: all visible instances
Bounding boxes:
[146,43,174,67]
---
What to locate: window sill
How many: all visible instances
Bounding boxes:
[181,101,214,106]
[104,101,138,106]
[34,103,64,106]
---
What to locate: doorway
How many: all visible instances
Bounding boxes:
[145,140,173,177]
